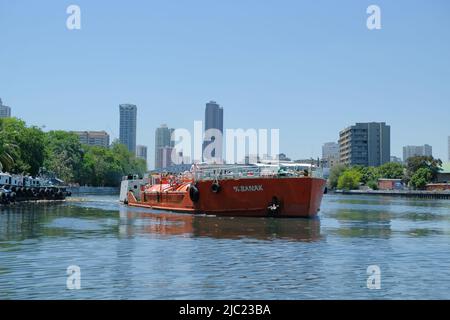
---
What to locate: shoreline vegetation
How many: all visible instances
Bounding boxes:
[328,156,443,191]
[0,117,147,187]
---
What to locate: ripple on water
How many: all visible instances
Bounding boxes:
[0,194,449,299]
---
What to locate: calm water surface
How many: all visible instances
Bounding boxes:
[0,194,449,299]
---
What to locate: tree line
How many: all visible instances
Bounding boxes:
[0,117,147,187]
[329,156,443,190]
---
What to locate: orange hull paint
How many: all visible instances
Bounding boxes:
[127,177,326,218]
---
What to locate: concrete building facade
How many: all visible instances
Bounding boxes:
[339,122,390,167]
[73,131,110,148]
[403,144,432,162]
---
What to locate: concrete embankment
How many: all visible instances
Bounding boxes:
[334,189,450,199]
[68,186,119,195]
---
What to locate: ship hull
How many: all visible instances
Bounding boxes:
[127,177,326,218]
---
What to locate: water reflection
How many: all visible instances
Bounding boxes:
[119,206,322,242]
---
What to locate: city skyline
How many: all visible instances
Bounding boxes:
[1,1,450,168]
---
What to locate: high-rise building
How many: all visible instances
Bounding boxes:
[0,98,11,118]
[119,104,137,154]
[155,124,174,169]
[403,144,432,162]
[73,131,110,148]
[339,122,390,167]
[203,101,223,162]
[136,145,148,162]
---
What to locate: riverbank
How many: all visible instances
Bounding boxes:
[334,189,450,199]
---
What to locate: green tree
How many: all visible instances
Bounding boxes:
[337,169,362,190]
[44,131,84,183]
[329,164,347,189]
[79,142,147,187]
[352,165,380,185]
[405,156,442,184]
[0,118,45,175]
[0,135,16,172]
[410,167,433,190]
[378,162,404,179]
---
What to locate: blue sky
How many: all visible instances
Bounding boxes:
[1,0,449,168]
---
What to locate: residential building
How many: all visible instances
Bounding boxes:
[119,104,137,154]
[339,122,390,166]
[73,131,110,148]
[403,144,432,162]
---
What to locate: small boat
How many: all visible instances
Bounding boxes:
[121,163,326,218]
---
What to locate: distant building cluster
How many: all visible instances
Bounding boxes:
[320,122,444,169]
[73,131,110,148]
[68,103,148,167]
[0,98,11,118]
[403,144,432,162]
[3,93,447,172]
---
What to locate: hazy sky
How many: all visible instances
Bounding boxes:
[1,0,449,168]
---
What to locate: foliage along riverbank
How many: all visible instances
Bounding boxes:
[328,156,443,191]
[0,117,147,187]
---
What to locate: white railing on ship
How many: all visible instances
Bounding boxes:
[193,165,324,181]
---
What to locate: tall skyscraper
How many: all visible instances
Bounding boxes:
[119,104,137,154]
[402,144,433,162]
[155,124,174,169]
[73,131,110,148]
[339,122,390,166]
[136,145,148,162]
[0,98,11,118]
[203,100,223,161]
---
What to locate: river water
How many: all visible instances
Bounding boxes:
[0,194,449,300]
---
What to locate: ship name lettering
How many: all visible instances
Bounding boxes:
[233,185,264,192]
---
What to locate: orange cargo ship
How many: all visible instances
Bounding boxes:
[120,164,326,218]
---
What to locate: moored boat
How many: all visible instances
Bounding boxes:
[121,164,326,218]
